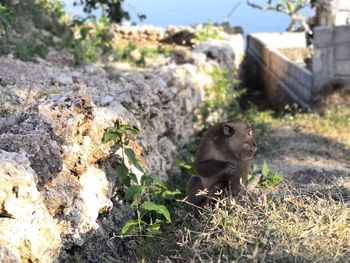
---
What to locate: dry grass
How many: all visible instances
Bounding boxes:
[133,182,350,262]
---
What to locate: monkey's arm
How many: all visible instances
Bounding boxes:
[195,160,235,178]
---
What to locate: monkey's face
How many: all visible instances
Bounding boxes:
[223,120,257,160]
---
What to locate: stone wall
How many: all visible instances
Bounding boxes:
[112,25,195,45]
[0,28,246,261]
[246,32,312,107]
[313,25,350,91]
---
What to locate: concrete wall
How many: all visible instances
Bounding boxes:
[246,26,350,107]
[313,26,350,91]
[246,32,312,107]
[314,0,350,26]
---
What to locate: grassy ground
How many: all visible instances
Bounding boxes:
[122,85,350,263]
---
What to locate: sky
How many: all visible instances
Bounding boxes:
[62,0,312,35]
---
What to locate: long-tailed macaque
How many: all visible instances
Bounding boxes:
[186,118,257,206]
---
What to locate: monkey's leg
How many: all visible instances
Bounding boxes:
[227,175,244,197]
[186,176,207,206]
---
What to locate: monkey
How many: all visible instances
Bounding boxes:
[186,118,257,207]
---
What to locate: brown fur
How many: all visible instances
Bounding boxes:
[186,118,257,206]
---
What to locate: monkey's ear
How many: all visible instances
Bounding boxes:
[223,123,235,136]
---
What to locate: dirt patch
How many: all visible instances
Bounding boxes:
[254,117,350,186]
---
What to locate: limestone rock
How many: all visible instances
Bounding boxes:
[0,246,20,263]
[0,150,61,263]
[194,34,244,69]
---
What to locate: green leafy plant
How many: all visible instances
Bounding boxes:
[0,4,14,40]
[193,19,224,44]
[209,67,242,106]
[247,0,310,32]
[200,67,245,121]
[259,160,281,188]
[114,43,174,67]
[103,122,180,237]
[73,15,114,63]
[39,0,64,18]
[177,153,196,178]
[73,0,140,23]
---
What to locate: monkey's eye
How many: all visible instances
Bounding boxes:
[247,130,253,137]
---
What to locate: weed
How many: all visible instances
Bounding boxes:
[0,4,14,40]
[114,43,174,67]
[259,160,282,188]
[73,15,114,64]
[193,19,224,44]
[200,66,245,123]
[103,122,180,237]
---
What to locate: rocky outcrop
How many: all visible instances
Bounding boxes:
[194,34,244,70]
[0,150,61,262]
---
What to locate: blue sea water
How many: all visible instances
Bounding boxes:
[62,0,312,35]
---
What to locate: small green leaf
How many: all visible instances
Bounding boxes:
[125,148,137,164]
[125,148,144,172]
[276,3,283,11]
[121,219,138,236]
[247,174,253,181]
[286,1,294,12]
[148,222,161,234]
[262,160,270,177]
[116,164,130,186]
[140,201,171,222]
[102,131,118,143]
[129,173,139,184]
[80,27,91,40]
[125,185,142,201]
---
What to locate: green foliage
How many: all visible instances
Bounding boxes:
[39,0,64,18]
[0,4,14,40]
[114,43,174,67]
[200,67,245,121]
[265,0,305,14]
[209,67,242,106]
[14,41,49,61]
[73,0,131,23]
[259,160,282,188]
[73,15,114,63]
[193,19,224,44]
[177,153,196,178]
[103,122,180,237]
[0,0,75,60]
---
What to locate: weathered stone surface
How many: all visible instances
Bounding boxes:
[0,246,20,263]
[46,50,75,68]
[194,34,244,69]
[0,150,61,263]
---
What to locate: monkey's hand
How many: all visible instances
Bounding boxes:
[247,173,262,190]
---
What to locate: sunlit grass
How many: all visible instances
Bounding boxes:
[132,183,350,262]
